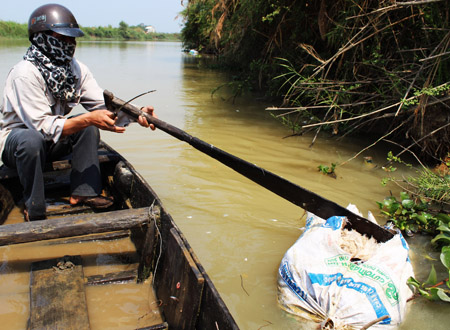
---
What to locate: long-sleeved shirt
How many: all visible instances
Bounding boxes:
[0,58,130,157]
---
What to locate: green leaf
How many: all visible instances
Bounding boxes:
[415,201,429,211]
[424,264,437,286]
[413,214,429,225]
[384,199,400,213]
[427,288,441,300]
[441,246,450,270]
[436,289,450,302]
[422,288,436,300]
[431,233,450,245]
[400,192,410,200]
[407,276,421,288]
[424,254,438,261]
[437,224,450,234]
[436,213,450,224]
[401,199,415,209]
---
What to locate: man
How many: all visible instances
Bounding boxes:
[0,4,156,221]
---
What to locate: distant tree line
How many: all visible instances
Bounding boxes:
[0,20,180,41]
[0,21,27,38]
[82,22,180,41]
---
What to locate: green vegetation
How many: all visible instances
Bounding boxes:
[180,0,449,164]
[0,21,27,38]
[378,191,450,302]
[381,151,449,207]
[0,20,180,41]
[407,248,450,302]
[378,151,450,302]
[82,22,180,41]
[317,163,336,178]
[377,192,444,234]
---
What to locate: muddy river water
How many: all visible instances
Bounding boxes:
[0,39,448,329]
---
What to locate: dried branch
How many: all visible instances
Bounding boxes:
[340,121,407,166]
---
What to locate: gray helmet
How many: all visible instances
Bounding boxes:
[28,3,84,40]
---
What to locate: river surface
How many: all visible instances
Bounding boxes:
[0,39,448,329]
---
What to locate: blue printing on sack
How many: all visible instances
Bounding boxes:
[398,233,411,263]
[309,272,392,324]
[305,215,315,229]
[322,216,345,230]
[305,215,343,232]
[279,262,308,302]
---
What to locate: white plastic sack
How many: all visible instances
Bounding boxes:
[277,208,414,329]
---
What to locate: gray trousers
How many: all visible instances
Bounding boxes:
[2,126,101,218]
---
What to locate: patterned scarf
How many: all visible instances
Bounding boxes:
[24,32,79,102]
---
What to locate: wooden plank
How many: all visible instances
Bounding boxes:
[30,255,90,330]
[155,228,204,330]
[0,208,150,247]
[86,269,137,285]
[112,161,156,208]
[43,231,130,245]
[46,204,93,217]
[137,205,160,281]
[136,322,169,330]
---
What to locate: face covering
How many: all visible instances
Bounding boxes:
[24,32,79,102]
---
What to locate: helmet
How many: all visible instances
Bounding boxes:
[28,3,84,40]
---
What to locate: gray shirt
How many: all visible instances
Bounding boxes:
[0,58,130,157]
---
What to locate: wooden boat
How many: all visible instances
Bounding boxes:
[0,141,239,330]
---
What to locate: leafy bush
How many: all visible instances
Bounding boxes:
[378,192,450,302]
[377,192,442,233]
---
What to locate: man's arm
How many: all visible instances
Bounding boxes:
[62,110,126,136]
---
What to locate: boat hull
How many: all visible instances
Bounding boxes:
[0,141,239,329]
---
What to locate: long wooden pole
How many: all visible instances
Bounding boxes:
[104,90,393,242]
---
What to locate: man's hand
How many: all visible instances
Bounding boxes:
[62,110,126,136]
[138,106,157,131]
[89,110,126,133]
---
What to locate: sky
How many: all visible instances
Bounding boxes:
[0,0,185,33]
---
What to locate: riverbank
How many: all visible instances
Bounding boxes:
[180,1,449,165]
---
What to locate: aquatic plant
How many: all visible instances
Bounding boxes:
[317,163,336,178]
[377,192,442,233]
[407,247,450,303]
[377,191,450,303]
